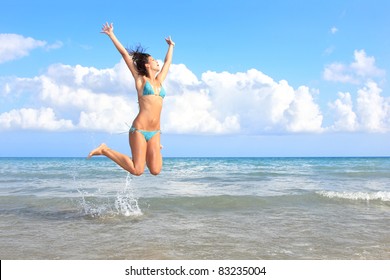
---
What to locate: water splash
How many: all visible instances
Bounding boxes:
[77,189,111,218]
[77,173,142,218]
[114,173,142,216]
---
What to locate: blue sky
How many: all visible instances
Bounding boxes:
[1,0,390,157]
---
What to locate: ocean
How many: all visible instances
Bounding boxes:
[0,157,389,259]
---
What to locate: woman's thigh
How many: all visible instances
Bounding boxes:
[129,131,147,174]
[146,133,162,175]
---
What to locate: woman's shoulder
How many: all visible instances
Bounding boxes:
[135,76,147,92]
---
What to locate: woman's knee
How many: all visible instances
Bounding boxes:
[132,169,144,176]
[149,166,161,176]
[130,164,145,176]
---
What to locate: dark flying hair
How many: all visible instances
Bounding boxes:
[126,44,150,77]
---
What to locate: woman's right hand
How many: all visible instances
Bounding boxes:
[101,22,114,36]
[165,36,175,46]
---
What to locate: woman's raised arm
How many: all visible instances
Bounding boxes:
[157,36,175,83]
[101,23,139,80]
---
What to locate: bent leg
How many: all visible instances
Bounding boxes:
[87,134,147,176]
[129,130,148,175]
[146,132,163,175]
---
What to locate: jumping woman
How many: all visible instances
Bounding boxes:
[88,22,175,176]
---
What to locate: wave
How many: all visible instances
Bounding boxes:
[2,190,389,223]
[139,191,390,212]
[317,190,390,202]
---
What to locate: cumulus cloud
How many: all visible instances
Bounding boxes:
[351,50,385,78]
[194,69,323,133]
[0,107,73,131]
[163,88,241,134]
[323,49,385,84]
[323,62,358,83]
[39,75,136,132]
[1,52,388,134]
[0,34,47,63]
[0,59,325,134]
[0,61,138,132]
[164,67,324,134]
[329,82,390,132]
[356,82,390,132]
[283,86,323,132]
[325,50,389,133]
[329,92,358,131]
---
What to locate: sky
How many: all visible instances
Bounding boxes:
[1,0,390,157]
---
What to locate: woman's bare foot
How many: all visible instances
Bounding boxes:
[87,143,108,159]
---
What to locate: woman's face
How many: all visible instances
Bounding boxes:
[147,56,160,71]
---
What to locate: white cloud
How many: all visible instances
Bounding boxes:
[351,50,385,78]
[0,60,137,132]
[45,40,64,51]
[205,69,323,133]
[330,26,338,34]
[356,82,390,132]
[1,55,388,135]
[283,86,323,133]
[0,107,73,131]
[164,63,200,91]
[45,62,133,94]
[162,65,242,134]
[329,92,358,131]
[164,90,241,134]
[323,62,358,84]
[323,49,385,84]
[0,34,63,64]
[329,82,390,133]
[53,65,138,132]
[325,50,389,133]
[0,60,325,134]
[0,34,46,63]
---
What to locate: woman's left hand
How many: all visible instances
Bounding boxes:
[165,36,175,46]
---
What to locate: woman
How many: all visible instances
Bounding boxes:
[88,22,175,176]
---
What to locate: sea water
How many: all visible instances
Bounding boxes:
[0,157,389,259]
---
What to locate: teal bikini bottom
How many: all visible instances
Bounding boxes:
[129,127,161,142]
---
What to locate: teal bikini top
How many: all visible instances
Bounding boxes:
[143,81,166,98]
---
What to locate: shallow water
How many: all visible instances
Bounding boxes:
[1,157,389,259]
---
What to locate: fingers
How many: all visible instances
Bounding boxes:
[165,35,175,46]
[100,22,113,32]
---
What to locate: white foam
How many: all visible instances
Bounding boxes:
[114,173,142,217]
[77,173,142,217]
[318,191,390,202]
[77,189,109,218]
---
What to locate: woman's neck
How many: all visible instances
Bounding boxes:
[146,70,158,81]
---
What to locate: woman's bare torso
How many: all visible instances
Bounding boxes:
[132,82,163,131]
